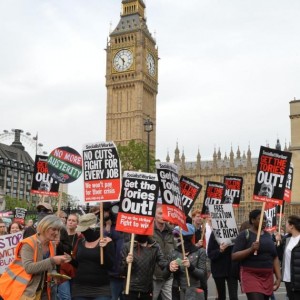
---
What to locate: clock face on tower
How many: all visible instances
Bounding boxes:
[146,53,155,76]
[113,49,133,72]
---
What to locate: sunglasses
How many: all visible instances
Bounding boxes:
[38,209,51,213]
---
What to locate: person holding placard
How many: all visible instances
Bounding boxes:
[167,224,207,300]
[207,232,238,300]
[71,213,114,300]
[152,206,176,300]
[232,209,281,300]
[121,234,168,300]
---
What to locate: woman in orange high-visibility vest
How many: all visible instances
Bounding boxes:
[0,215,70,300]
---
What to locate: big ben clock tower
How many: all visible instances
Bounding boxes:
[105,0,158,155]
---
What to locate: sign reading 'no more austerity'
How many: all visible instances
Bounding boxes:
[48,146,82,184]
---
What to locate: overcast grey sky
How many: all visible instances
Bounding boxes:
[1,0,299,201]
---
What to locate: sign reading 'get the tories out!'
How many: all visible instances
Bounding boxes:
[47,146,82,184]
[253,146,292,204]
[180,176,202,215]
[156,162,187,231]
[31,155,59,196]
[115,171,159,235]
[82,142,121,202]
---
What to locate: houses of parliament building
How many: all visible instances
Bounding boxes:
[105,0,300,223]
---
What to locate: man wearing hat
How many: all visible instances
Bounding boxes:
[23,202,53,238]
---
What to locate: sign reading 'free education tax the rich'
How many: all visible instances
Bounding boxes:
[48,146,82,184]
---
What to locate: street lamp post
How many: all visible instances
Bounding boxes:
[143,116,153,172]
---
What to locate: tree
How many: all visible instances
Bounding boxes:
[4,196,28,210]
[117,140,156,172]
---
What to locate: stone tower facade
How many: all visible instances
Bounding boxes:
[290,98,300,201]
[105,0,158,154]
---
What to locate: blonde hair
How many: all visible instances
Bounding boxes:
[37,215,63,235]
[57,211,67,218]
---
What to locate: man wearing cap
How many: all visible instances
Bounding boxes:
[167,223,207,300]
[23,202,53,238]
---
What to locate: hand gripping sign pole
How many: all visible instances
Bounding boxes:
[125,233,135,295]
[179,227,190,287]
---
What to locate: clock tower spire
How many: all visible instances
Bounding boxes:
[105,0,158,155]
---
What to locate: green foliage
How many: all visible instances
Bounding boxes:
[117,140,156,172]
[4,195,28,210]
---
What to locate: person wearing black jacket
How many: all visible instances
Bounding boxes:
[276,215,300,300]
[121,234,168,300]
[167,224,207,300]
[207,232,238,300]
[71,213,114,300]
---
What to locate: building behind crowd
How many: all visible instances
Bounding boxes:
[104,2,300,224]
[0,129,34,205]
[0,129,68,209]
[165,99,300,224]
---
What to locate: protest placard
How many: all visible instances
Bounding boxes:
[264,203,277,232]
[0,212,13,218]
[201,181,226,217]
[48,146,82,184]
[180,176,202,216]
[223,176,243,207]
[115,171,159,235]
[31,155,59,196]
[0,232,23,274]
[14,208,27,225]
[253,146,292,204]
[208,204,238,245]
[284,165,293,202]
[156,162,187,230]
[82,142,121,202]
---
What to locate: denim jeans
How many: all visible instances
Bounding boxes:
[110,277,124,300]
[57,281,71,300]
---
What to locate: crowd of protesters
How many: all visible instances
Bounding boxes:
[0,204,299,300]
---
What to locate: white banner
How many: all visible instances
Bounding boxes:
[0,232,23,274]
[208,204,238,245]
